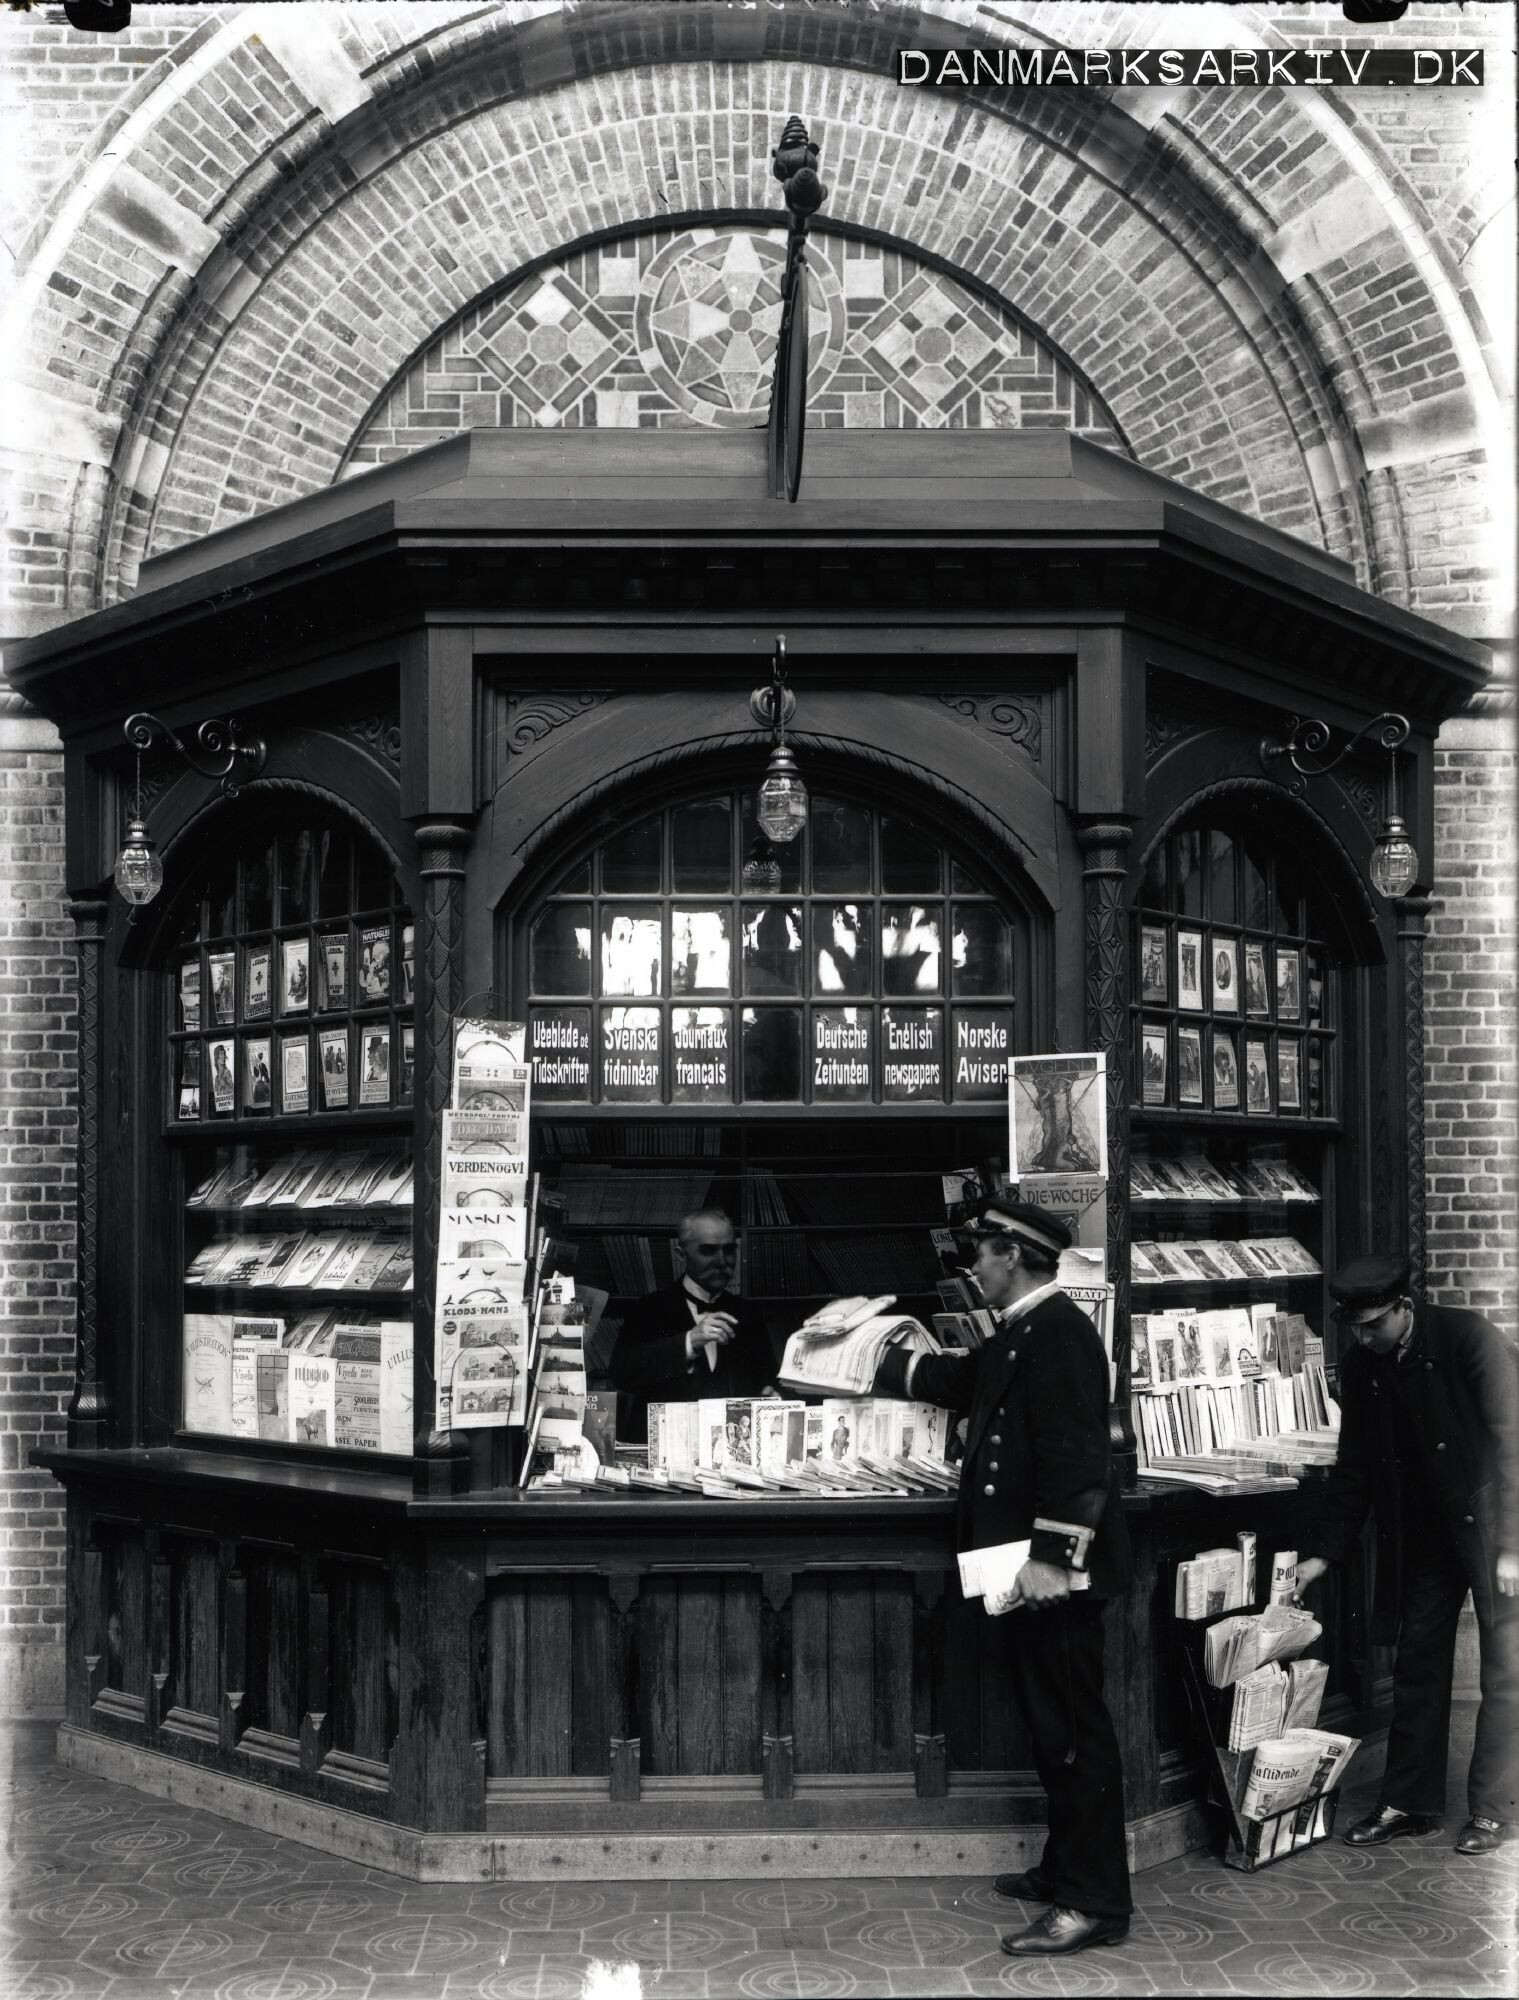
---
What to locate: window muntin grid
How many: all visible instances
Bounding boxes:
[1131,819,1336,1120]
[521,793,1022,1106]
[167,820,415,1122]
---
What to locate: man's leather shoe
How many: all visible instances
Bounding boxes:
[993,1869,1055,1902]
[1455,1817,1513,1854]
[1343,1807,1441,1846]
[1001,1907,1129,1956]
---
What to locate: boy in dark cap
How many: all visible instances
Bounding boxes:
[874,1196,1133,1955]
[1296,1253,1519,1853]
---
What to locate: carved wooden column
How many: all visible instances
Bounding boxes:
[412,817,473,1496]
[1397,893,1433,1289]
[1076,818,1138,1484]
[66,896,109,1448]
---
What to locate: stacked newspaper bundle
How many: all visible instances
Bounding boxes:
[1226,1658,1330,1752]
[777,1295,942,1397]
[1204,1603,1322,1688]
[1174,1534,1256,1618]
[1240,1727,1358,1823]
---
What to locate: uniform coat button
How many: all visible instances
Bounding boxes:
[988,1461,1000,1472]
[1425,1362,1434,1371]
[1463,1514,1475,1524]
[983,1483,996,1497]
[1436,1442,1447,1452]
[990,1433,1002,1444]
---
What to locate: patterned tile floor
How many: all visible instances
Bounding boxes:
[2,1710,1514,1999]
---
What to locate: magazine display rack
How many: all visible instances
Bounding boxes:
[1174,1569,1349,1872]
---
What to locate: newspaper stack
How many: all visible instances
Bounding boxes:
[1226,1659,1330,1752]
[1240,1728,1358,1822]
[1204,1604,1321,1688]
[777,1296,941,1397]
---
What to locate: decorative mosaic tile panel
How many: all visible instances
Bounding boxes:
[347,225,1126,466]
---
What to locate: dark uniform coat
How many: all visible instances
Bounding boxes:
[1302,1298,1519,1641]
[878,1287,1132,1597]
[609,1280,775,1441]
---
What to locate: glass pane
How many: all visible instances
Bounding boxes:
[672,1007,732,1103]
[812,1008,872,1101]
[1208,831,1236,926]
[882,1007,944,1100]
[813,904,871,996]
[176,888,205,949]
[742,903,804,996]
[671,907,731,995]
[671,800,732,893]
[811,797,871,892]
[279,831,313,925]
[601,814,661,894]
[354,837,389,913]
[315,828,350,918]
[176,1040,201,1122]
[741,1007,802,1100]
[1306,952,1325,1028]
[530,1007,592,1101]
[207,861,236,939]
[601,1006,661,1100]
[552,856,592,895]
[1306,1036,1326,1116]
[951,1008,1012,1101]
[1276,862,1305,936]
[601,906,661,996]
[1242,843,1271,930]
[881,904,942,994]
[741,796,801,891]
[531,904,592,995]
[951,860,988,893]
[880,816,940,894]
[242,842,274,932]
[1174,830,1203,921]
[952,904,1010,996]
[1139,840,1168,911]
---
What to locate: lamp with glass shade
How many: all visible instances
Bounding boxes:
[751,636,808,846]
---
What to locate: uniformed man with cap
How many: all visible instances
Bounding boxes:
[1295,1253,1519,1853]
[874,1196,1133,1956]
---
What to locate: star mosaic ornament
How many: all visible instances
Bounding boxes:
[637,228,843,426]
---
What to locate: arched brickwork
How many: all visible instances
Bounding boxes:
[344,220,1130,466]
[1,1,1511,640]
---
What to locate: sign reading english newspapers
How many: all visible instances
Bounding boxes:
[896,48,1482,88]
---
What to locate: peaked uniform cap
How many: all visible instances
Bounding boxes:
[966,1197,1071,1260]
[1328,1252,1412,1324]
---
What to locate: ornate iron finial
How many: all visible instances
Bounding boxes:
[767,116,828,503]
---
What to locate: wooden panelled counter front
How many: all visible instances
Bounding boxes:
[44,1446,1381,1879]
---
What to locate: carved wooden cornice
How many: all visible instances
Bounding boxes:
[935,693,1042,763]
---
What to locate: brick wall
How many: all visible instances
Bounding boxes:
[1425,715,1518,1334]
[0,733,75,1715]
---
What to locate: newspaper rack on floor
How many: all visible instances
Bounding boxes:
[1172,1551,1359,1872]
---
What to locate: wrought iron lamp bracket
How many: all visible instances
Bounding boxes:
[749,637,797,735]
[124,710,268,804]
[1259,711,1410,798]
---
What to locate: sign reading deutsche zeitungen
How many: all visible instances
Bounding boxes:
[896,48,1483,88]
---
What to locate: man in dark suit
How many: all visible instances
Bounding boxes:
[608,1208,775,1442]
[876,1197,1133,1956]
[1296,1254,1519,1853]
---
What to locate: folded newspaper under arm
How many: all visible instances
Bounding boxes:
[778,1298,941,1398]
[958,1538,1091,1610]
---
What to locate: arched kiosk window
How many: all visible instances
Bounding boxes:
[1127,804,1340,1422]
[511,788,1041,1312]
[162,812,416,1456]
[518,790,1032,1108]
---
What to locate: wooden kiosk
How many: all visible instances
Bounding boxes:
[15,429,1488,1879]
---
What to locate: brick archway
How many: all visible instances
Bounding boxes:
[1,0,1508,641]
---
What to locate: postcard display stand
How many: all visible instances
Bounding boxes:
[1172,1548,1359,1872]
